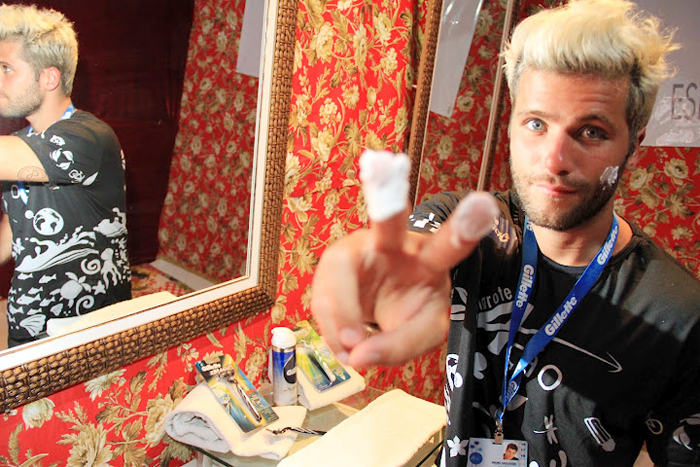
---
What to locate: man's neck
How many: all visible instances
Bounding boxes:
[25,95,72,133]
[530,208,633,267]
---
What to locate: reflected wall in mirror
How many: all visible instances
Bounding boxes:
[414,0,520,204]
[0,0,295,412]
[157,1,262,285]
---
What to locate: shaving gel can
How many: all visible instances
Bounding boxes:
[270,327,297,406]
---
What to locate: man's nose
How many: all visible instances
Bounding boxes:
[541,131,574,176]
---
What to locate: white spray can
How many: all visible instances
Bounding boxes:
[270,327,297,406]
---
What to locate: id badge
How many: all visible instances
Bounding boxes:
[466,438,528,466]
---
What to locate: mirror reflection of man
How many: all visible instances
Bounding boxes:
[0,4,131,348]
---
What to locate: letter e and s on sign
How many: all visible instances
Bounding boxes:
[672,82,699,120]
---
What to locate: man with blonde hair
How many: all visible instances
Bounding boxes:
[311,0,700,465]
[0,4,131,347]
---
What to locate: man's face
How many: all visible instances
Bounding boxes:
[0,40,43,119]
[509,69,634,231]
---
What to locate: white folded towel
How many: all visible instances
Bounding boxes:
[297,364,366,411]
[165,383,307,459]
[278,389,445,467]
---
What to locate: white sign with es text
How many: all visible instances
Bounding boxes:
[635,0,700,147]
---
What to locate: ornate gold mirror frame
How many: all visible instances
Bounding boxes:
[0,0,297,413]
[406,0,443,206]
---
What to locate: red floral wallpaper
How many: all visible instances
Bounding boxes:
[2,0,699,465]
[287,0,418,196]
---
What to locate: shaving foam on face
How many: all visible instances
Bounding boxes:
[600,166,619,187]
[450,192,500,248]
[359,150,410,222]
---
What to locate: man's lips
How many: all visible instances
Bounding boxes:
[534,183,578,196]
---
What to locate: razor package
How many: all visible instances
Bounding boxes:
[195,354,279,433]
[293,320,352,392]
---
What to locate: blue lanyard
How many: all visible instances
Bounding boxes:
[17,103,76,205]
[496,215,619,437]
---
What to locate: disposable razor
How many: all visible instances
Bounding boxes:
[305,345,336,383]
[221,367,263,422]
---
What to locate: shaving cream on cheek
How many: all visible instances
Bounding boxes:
[359,150,410,222]
[600,166,619,187]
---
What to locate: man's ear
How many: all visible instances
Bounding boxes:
[40,66,62,93]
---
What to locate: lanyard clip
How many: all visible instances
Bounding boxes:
[494,421,504,445]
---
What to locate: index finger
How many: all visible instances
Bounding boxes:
[359,150,411,252]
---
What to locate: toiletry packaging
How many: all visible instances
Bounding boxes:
[293,320,351,392]
[195,354,278,433]
[270,327,298,406]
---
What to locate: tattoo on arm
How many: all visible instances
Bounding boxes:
[17,166,46,181]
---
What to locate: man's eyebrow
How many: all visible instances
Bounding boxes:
[515,109,615,127]
[580,113,616,128]
[514,109,551,118]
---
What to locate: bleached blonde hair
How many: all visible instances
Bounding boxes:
[502,0,679,141]
[0,4,78,96]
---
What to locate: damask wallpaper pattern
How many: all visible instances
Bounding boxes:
[2,0,699,465]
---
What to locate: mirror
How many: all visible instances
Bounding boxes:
[0,0,295,412]
[154,0,263,287]
[408,0,518,201]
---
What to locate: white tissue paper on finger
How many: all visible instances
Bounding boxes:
[165,383,307,459]
[297,364,366,411]
[359,149,410,222]
[278,389,446,467]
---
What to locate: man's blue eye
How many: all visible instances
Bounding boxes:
[527,119,543,131]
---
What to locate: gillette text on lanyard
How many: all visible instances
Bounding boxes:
[494,215,619,443]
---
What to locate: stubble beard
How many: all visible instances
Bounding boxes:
[0,80,43,119]
[512,167,623,232]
